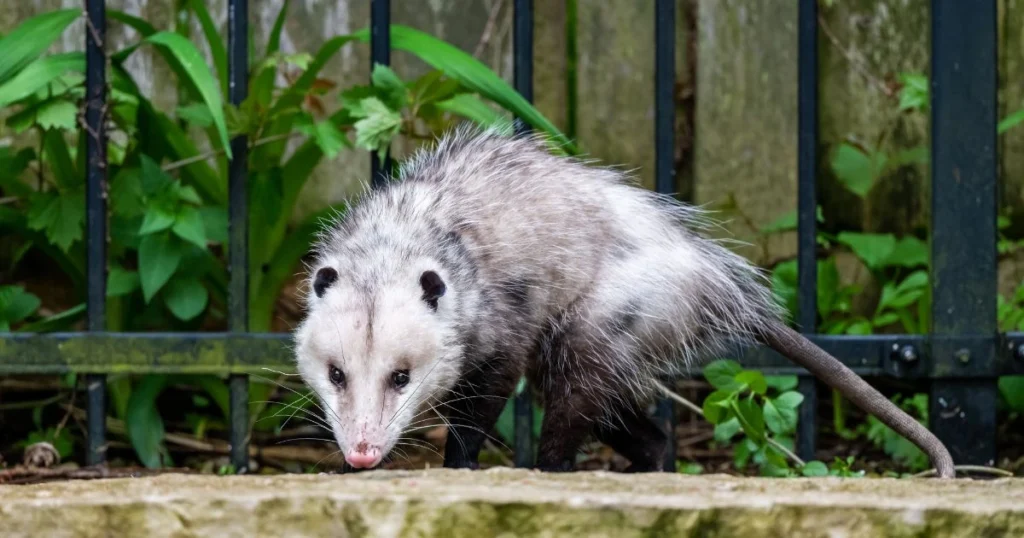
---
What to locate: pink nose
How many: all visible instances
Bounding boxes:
[345,447,382,469]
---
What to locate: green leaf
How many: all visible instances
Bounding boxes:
[771,260,798,317]
[107,267,140,297]
[766,375,798,392]
[140,155,173,196]
[774,391,805,410]
[736,370,768,395]
[200,207,229,244]
[763,399,798,435]
[713,417,741,442]
[801,460,830,477]
[831,143,881,198]
[26,190,85,252]
[265,0,291,56]
[163,277,209,321]
[999,107,1024,134]
[176,102,214,128]
[31,99,78,131]
[872,311,901,327]
[435,93,508,127]
[371,63,408,110]
[139,206,176,235]
[703,360,744,391]
[138,232,185,302]
[758,206,825,235]
[0,52,84,108]
[144,32,233,159]
[351,96,403,161]
[817,258,840,318]
[998,376,1024,413]
[0,9,81,86]
[186,0,228,98]
[836,232,897,270]
[172,206,207,249]
[174,184,203,205]
[701,389,733,424]
[0,285,41,324]
[884,236,928,268]
[898,73,929,112]
[733,397,765,443]
[296,117,350,160]
[125,375,172,468]
[357,25,574,153]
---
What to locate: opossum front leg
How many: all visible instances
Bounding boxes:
[441,356,522,469]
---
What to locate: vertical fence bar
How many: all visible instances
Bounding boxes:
[928,0,998,466]
[84,0,108,467]
[513,0,535,469]
[654,0,677,472]
[370,0,391,187]
[795,0,819,462]
[227,0,250,473]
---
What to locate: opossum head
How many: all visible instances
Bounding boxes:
[293,261,462,469]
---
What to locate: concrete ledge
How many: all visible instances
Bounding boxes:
[1,468,1022,537]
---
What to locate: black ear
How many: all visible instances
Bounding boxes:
[313,267,338,298]
[419,270,446,311]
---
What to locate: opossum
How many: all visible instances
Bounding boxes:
[293,124,955,478]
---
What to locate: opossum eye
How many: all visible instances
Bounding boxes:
[314,267,338,298]
[419,270,445,311]
[329,365,346,387]
[390,369,410,389]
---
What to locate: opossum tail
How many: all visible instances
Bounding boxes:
[758,321,956,479]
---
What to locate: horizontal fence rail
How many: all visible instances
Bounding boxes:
[0,0,1019,471]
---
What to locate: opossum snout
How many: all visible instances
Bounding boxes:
[345,440,383,468]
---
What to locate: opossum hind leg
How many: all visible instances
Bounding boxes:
[593,406,668,473]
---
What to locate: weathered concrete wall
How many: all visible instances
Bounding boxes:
[2,470,1023,537]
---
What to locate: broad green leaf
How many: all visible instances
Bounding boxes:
[0,285,41,324]
[126,375,171,468]
[898,73,929,112]
[435,93,508,127]
[736,370,767,395]
[884,236,928,268]
[0,9,81,85]
[174,184,203,205]
[144,32,232,159]
[140,155,173,196]
[163,276,209,321]
[200,207,229,244]
[999,107,1024,134]
[733,397,765,443]
[43,128,78,189]
[998,376,1024,413]
[830,143,880,198]
[766,375,798,392]
[894,270,929,295]
[701,389,733,424]
[713,417,741,442]
[702,359,744,391]
[763,399,798,435]
[187,0,228,98]
[801,460,830,477]
[26,190,84,252]
[351,97,402,161]
[371,63,408,110]
[0,52,84,108]
[139,206,176,235]
[172,206,207,249]
[771,260,798,317]
[872,311,901,327]
[758,206,825,235]
[107,267,140,297]
[110,167,145,218]
[296,116,350,159]
[836,232,897,270]
[774,391,805,410]
[356,25,574,153]
[8,99,78,133]
[139,232,185,302]
[0,147,36,198]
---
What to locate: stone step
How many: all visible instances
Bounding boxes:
[1,468,1022,537]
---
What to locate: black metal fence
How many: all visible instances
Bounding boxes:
[1,0,1021,473]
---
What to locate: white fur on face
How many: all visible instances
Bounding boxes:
[293,267,462,466]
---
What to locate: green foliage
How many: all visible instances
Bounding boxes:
[0,4,571,469]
